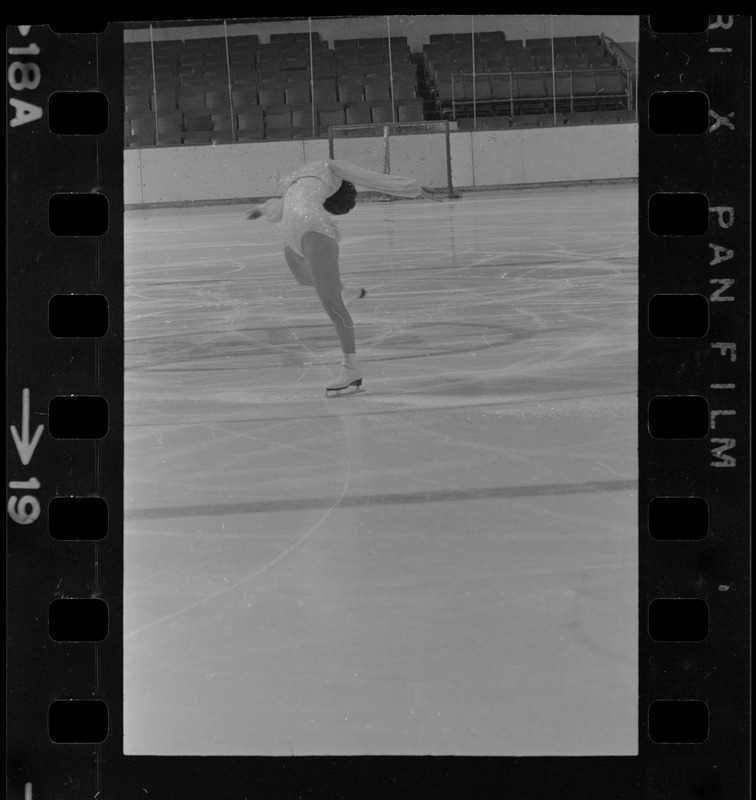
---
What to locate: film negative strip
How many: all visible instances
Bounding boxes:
[6,15,750,799]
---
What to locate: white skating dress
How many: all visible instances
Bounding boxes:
[253,159,422,257]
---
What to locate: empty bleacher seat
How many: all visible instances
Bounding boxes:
[396,98,424,122]
[516,76,548,98]
[481,115,511,130]
[537,112,564,126]
[370,104,395,123]
[205,91,232,111]
[156,116,183,145]
[125,93,151,114]
[571,72,598,108]
[232,89,258,109]
[177,94,206,112]
[285,85,311,106]
[130,116,156,146]
[291,105,317,137]
[210,111,234,129]
[564,110,595,125]
[237,108,264,140]
[312,79,338,105]
[183,113,212,132]
[318,104,347,134]
[591,109,620,123]
[153,93,178,114]
[338,82,364,104]
[264,105,293,138]
[364,82,391,103]
[345,103,372,125]
[509,113,540,127]
[258,86,286,107]
[183,131,211,145]
[595,70,627,106]
[391,78,417,100]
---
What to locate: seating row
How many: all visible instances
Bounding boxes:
[124,79,419,115]
[454,108,636,129]
[125,99,426,146]
[435,69,631,117]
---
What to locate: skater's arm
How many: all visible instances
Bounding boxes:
[246,197,284,222]
[327,159,422,199]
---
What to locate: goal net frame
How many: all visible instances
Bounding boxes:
[328,121,455,199]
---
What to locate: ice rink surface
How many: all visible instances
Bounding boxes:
[123,183,638,756]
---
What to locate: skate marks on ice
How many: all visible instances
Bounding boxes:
[124,185,638,755]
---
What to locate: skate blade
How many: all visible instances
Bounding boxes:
[325,380,364,397]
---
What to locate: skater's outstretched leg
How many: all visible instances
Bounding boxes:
[284,245,314,286]
[286,245,364,305]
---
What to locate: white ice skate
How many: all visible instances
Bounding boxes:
[325,364,363,395]
[341,286,367,306]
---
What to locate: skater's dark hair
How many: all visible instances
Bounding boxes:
[323,180,356,215]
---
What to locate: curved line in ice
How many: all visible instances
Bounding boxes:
[127,458,352,637]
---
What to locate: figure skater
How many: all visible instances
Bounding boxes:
[246,159,425,395]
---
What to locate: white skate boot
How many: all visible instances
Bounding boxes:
[325,363,363,395]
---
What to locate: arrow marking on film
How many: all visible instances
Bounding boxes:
[10,388,44,466]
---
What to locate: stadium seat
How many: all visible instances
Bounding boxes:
[264,105,293,138]
[231,89,258,109]
[183,131,211,145]
[125,94,151,115]
[537,112,564,125]
[205,91,232,112]
[236,113,265,141]
[338,82,364,104]
[318,104,347,134]
[364,82,391,103]
[291,105,318,138]
[490,75,514,101]
[177,94,206,112]
[345,103,372,125]
[591,109,620,123]
[285,85,311,106]
[595,70,627,106]
[564,110,596,125]
[509,114,540,127]
[130,116,156,146]
[396,99,424,122]
[571,72,598,109]
[211,112,234,131]
[183,114,212,132]
[391,78,417,101]
[153,93,178,114]
[312,80,338,106]
[370,104,395,123]
[481,115,511,129]
[514,76,548,113]
[258,86,286,108]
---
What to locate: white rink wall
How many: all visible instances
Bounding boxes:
[124,124,638,206]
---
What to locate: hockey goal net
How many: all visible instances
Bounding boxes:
[328,121,455,198]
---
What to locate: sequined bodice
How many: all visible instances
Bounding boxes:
[275,161,342,256]
[280,160,342,200]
